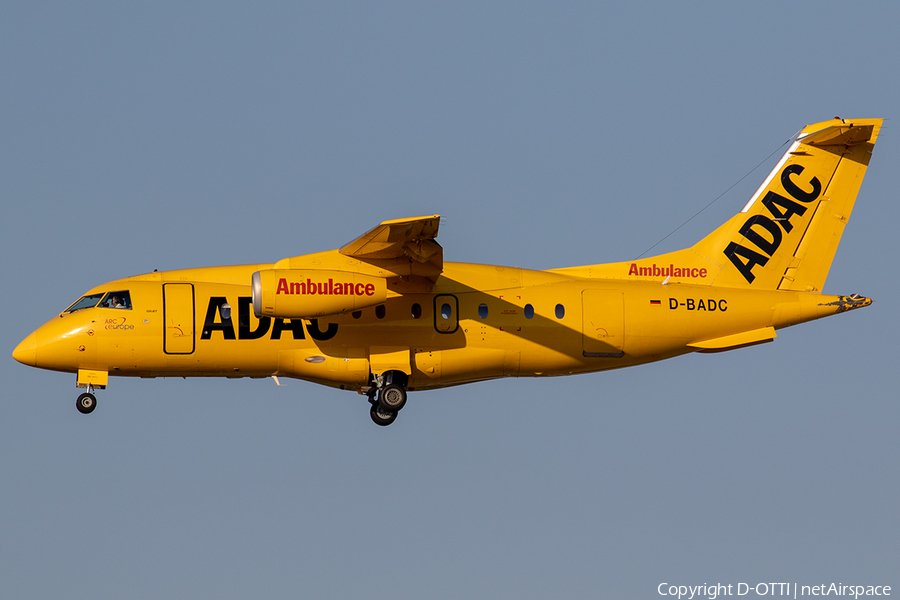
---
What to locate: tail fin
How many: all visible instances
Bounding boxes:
[694,117,882,290]
[564,118,883,290]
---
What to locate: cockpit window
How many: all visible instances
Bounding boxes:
[99,291,132,310]
[64,293,106,313]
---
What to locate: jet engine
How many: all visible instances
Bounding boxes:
[252,269,387,318]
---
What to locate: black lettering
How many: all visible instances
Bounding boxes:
[708,299,717,312]
[238,297,271,340]
[718,299,728,312]
[686,298,695,310]
[201,297,236,340]
[306,319,339,341]
[781,164,821,203]
[669,298,678,310]
[739,215,782,256]
[724,241,769,284]
[271,318,306,340]
[697,299,706,311]
[762,190,807,233]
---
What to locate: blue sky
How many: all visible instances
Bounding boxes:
[2,2,898,598]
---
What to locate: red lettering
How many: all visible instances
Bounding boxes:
[365,283,375,296]
[277,278,289,294]
[355,283,365,295]
[628,263,709,278]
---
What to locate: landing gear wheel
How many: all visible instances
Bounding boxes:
[370,404,398,426]
[76,393,97,414]
[378,384,407,412]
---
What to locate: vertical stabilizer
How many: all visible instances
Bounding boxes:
[692,117,882,290]
[561,118,882,290]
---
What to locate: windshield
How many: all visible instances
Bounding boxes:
[64,293,105,313]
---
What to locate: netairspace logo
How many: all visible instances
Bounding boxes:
[657,582,891,599]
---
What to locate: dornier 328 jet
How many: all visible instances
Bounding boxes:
[13,118,882,426]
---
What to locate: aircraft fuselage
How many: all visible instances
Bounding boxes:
[15,260,859,391]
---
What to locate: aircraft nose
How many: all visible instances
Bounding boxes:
[12,332,37,367]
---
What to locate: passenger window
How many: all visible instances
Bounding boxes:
[555,303,565,319]
[411,303,422,319]
[524,304,534,319]
[100,291,132,310]
[375,305,386,319]
[478,303,488,319]
[434,295,458,334]
[352,311,362,319]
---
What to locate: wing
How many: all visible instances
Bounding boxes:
[340,215,443,270]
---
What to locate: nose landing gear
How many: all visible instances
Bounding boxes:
[76,384,97,414]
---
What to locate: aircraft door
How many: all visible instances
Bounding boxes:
[582,290,624,357]
[434,295,459,334]
[163,283,195,354]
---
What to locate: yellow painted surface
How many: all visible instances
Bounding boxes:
[13,119,881,399]
[77,369,108,387]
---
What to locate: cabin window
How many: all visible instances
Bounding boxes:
[99,291,132,309]
[555,303,565,319]
[375,305,386,319]
[411,303,422,319]
[64,293,105,313]
[478,303,488,319]
[524,304,534,319]
[434,295,459,334]
[352,311,362,319]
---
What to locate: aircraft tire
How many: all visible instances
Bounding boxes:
[76,393,97,414]
[370,404,397,426]
[377,384,407,412]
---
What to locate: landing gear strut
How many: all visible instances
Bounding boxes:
[367,371,408,426]
[76,385,97,414]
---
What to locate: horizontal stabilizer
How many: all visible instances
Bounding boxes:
[799,122,877,147]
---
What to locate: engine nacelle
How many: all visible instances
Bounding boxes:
[252,269,387,318]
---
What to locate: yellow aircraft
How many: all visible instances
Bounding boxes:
[12,118,881,426]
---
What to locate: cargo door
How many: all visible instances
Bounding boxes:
[582,290,624,357]
[164,283,195,354]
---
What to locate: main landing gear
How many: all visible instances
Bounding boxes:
[367,371,408,426]
[76,384,97,414]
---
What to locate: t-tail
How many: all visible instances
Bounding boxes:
[569,118,883,291]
